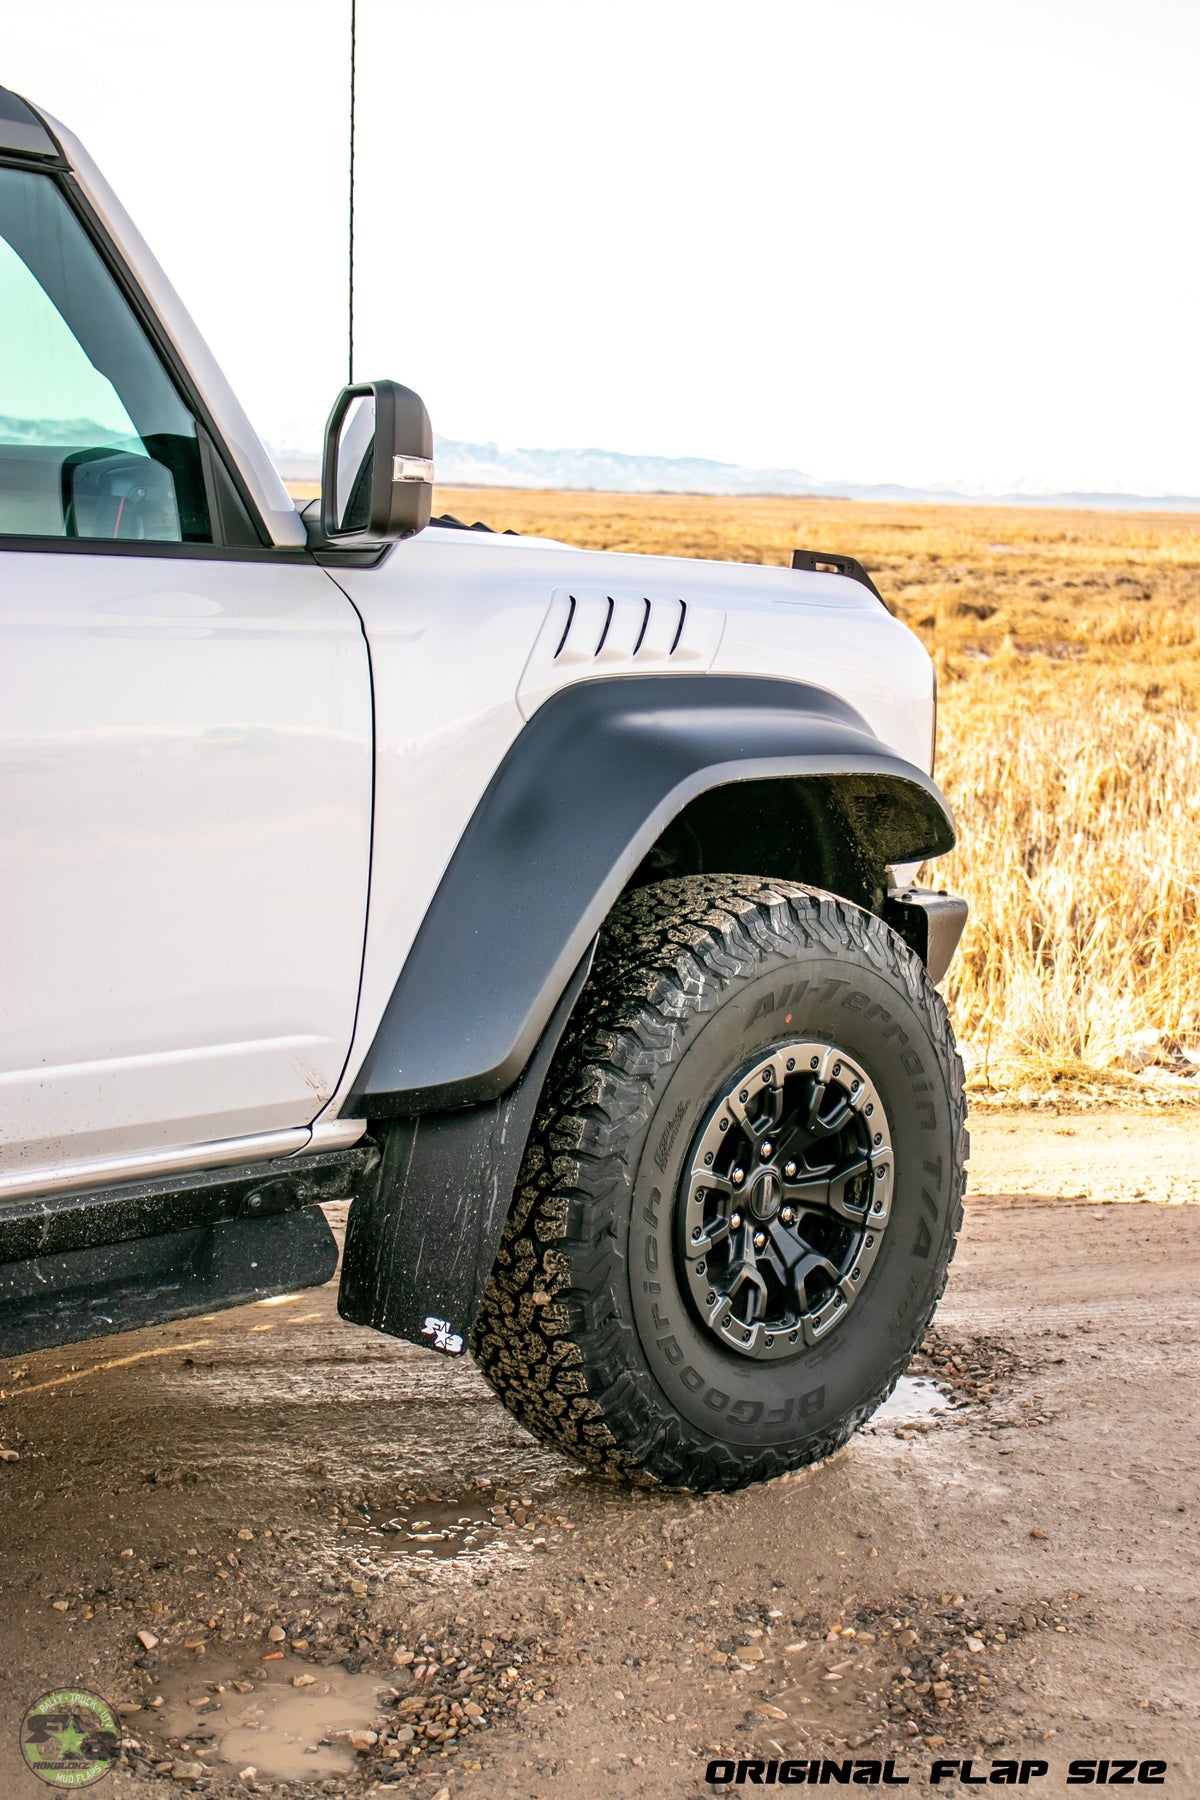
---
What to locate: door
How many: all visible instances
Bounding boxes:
[0,161,373,1186]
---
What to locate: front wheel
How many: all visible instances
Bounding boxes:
[472,875,967,1492]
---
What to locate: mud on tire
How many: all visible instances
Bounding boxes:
[472,875,967,1492]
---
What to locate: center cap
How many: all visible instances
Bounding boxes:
[748,1167,782,1221]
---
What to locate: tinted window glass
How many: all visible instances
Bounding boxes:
[0,166,210,541]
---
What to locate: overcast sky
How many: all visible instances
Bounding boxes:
[7,0,1200,493]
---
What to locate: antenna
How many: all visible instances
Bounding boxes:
[348,0,357,386]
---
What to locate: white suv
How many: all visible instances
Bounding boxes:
[0,87,967,1491]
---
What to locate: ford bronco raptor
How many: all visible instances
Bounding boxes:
[0,86,968,1492]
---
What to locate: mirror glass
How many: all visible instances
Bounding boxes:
[333,393,376,533]
[66,448,180,540]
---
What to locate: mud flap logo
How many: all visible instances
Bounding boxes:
[421,1316,465,1354]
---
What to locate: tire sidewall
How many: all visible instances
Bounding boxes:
[622,923,961,1451]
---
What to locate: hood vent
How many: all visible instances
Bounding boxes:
[519,588,723,715]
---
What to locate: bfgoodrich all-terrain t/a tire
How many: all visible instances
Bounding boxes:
[473,875,967,1492]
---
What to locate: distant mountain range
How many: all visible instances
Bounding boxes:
[269,436,1200,513]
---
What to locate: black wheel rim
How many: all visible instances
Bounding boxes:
[678,1040,894,1361]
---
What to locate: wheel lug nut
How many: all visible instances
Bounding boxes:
[783,1159,797,1179]
[759,1140,773,1160]
[730,1212,743,1231]
[753,1231,767,1251]
[732,1166,746,1186]
[780,1206,795,1225]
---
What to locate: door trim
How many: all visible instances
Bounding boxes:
[0,1118,365,1205]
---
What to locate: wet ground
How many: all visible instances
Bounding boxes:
[1,1110,1199,1798]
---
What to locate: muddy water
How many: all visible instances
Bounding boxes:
[155,1655,388,1782]
[871,1375,950,1425]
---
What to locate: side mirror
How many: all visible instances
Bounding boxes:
[313,378,433,549]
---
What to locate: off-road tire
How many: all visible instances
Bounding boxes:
[472,875,967,1491]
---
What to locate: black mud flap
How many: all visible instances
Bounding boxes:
[0,1206,339,1359]
[337,946,595,1357]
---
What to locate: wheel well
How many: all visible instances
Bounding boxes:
[623,774,925,914]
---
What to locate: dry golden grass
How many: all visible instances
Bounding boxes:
[431,487,1200,1100]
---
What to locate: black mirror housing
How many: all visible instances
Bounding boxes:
[314,378,433,549]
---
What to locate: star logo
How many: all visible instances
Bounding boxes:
[19,1689,119,1787]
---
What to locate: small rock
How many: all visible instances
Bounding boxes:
[171,1762,206,1781]
[238,1772,257,1788]
[392,1648,414,1667]
[966,1636,985,1653]
[755,1703,788,1721]
[349,1729,378,1751]
[348,1578,368,1596]
[51,1600,69,1612]
[136,1629,160,1650]
[237,1527,254,1540]
[1030,1528,1048,1540]
[231,1681,255,1694]
[0,1447,19,1462]
[432,1788,451,1800]
[926,1735,946,1750]
[292,1674,316,1688]
[737,1644,764,1662]
[267,1626,286,1643]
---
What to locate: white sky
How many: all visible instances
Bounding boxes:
[7,0,1200,493]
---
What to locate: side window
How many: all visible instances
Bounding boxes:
[0,166,211,542]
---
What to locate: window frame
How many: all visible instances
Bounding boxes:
[0,148,311,565]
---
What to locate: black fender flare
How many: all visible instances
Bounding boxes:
[346,674,955,1118]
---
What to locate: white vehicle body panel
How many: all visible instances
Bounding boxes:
[319,529,935,1121]
[0,553,372,1182]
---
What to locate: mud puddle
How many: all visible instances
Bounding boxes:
[733,1629,890,1748]
[870,1375,950,1428]
[327,1480,572,1583]
[153,1655,390,1782]
[343,1496,501,1562]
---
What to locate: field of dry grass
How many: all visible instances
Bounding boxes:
[431,487,1200,1101]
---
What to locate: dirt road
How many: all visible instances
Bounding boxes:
[1,1111,1198,1798]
